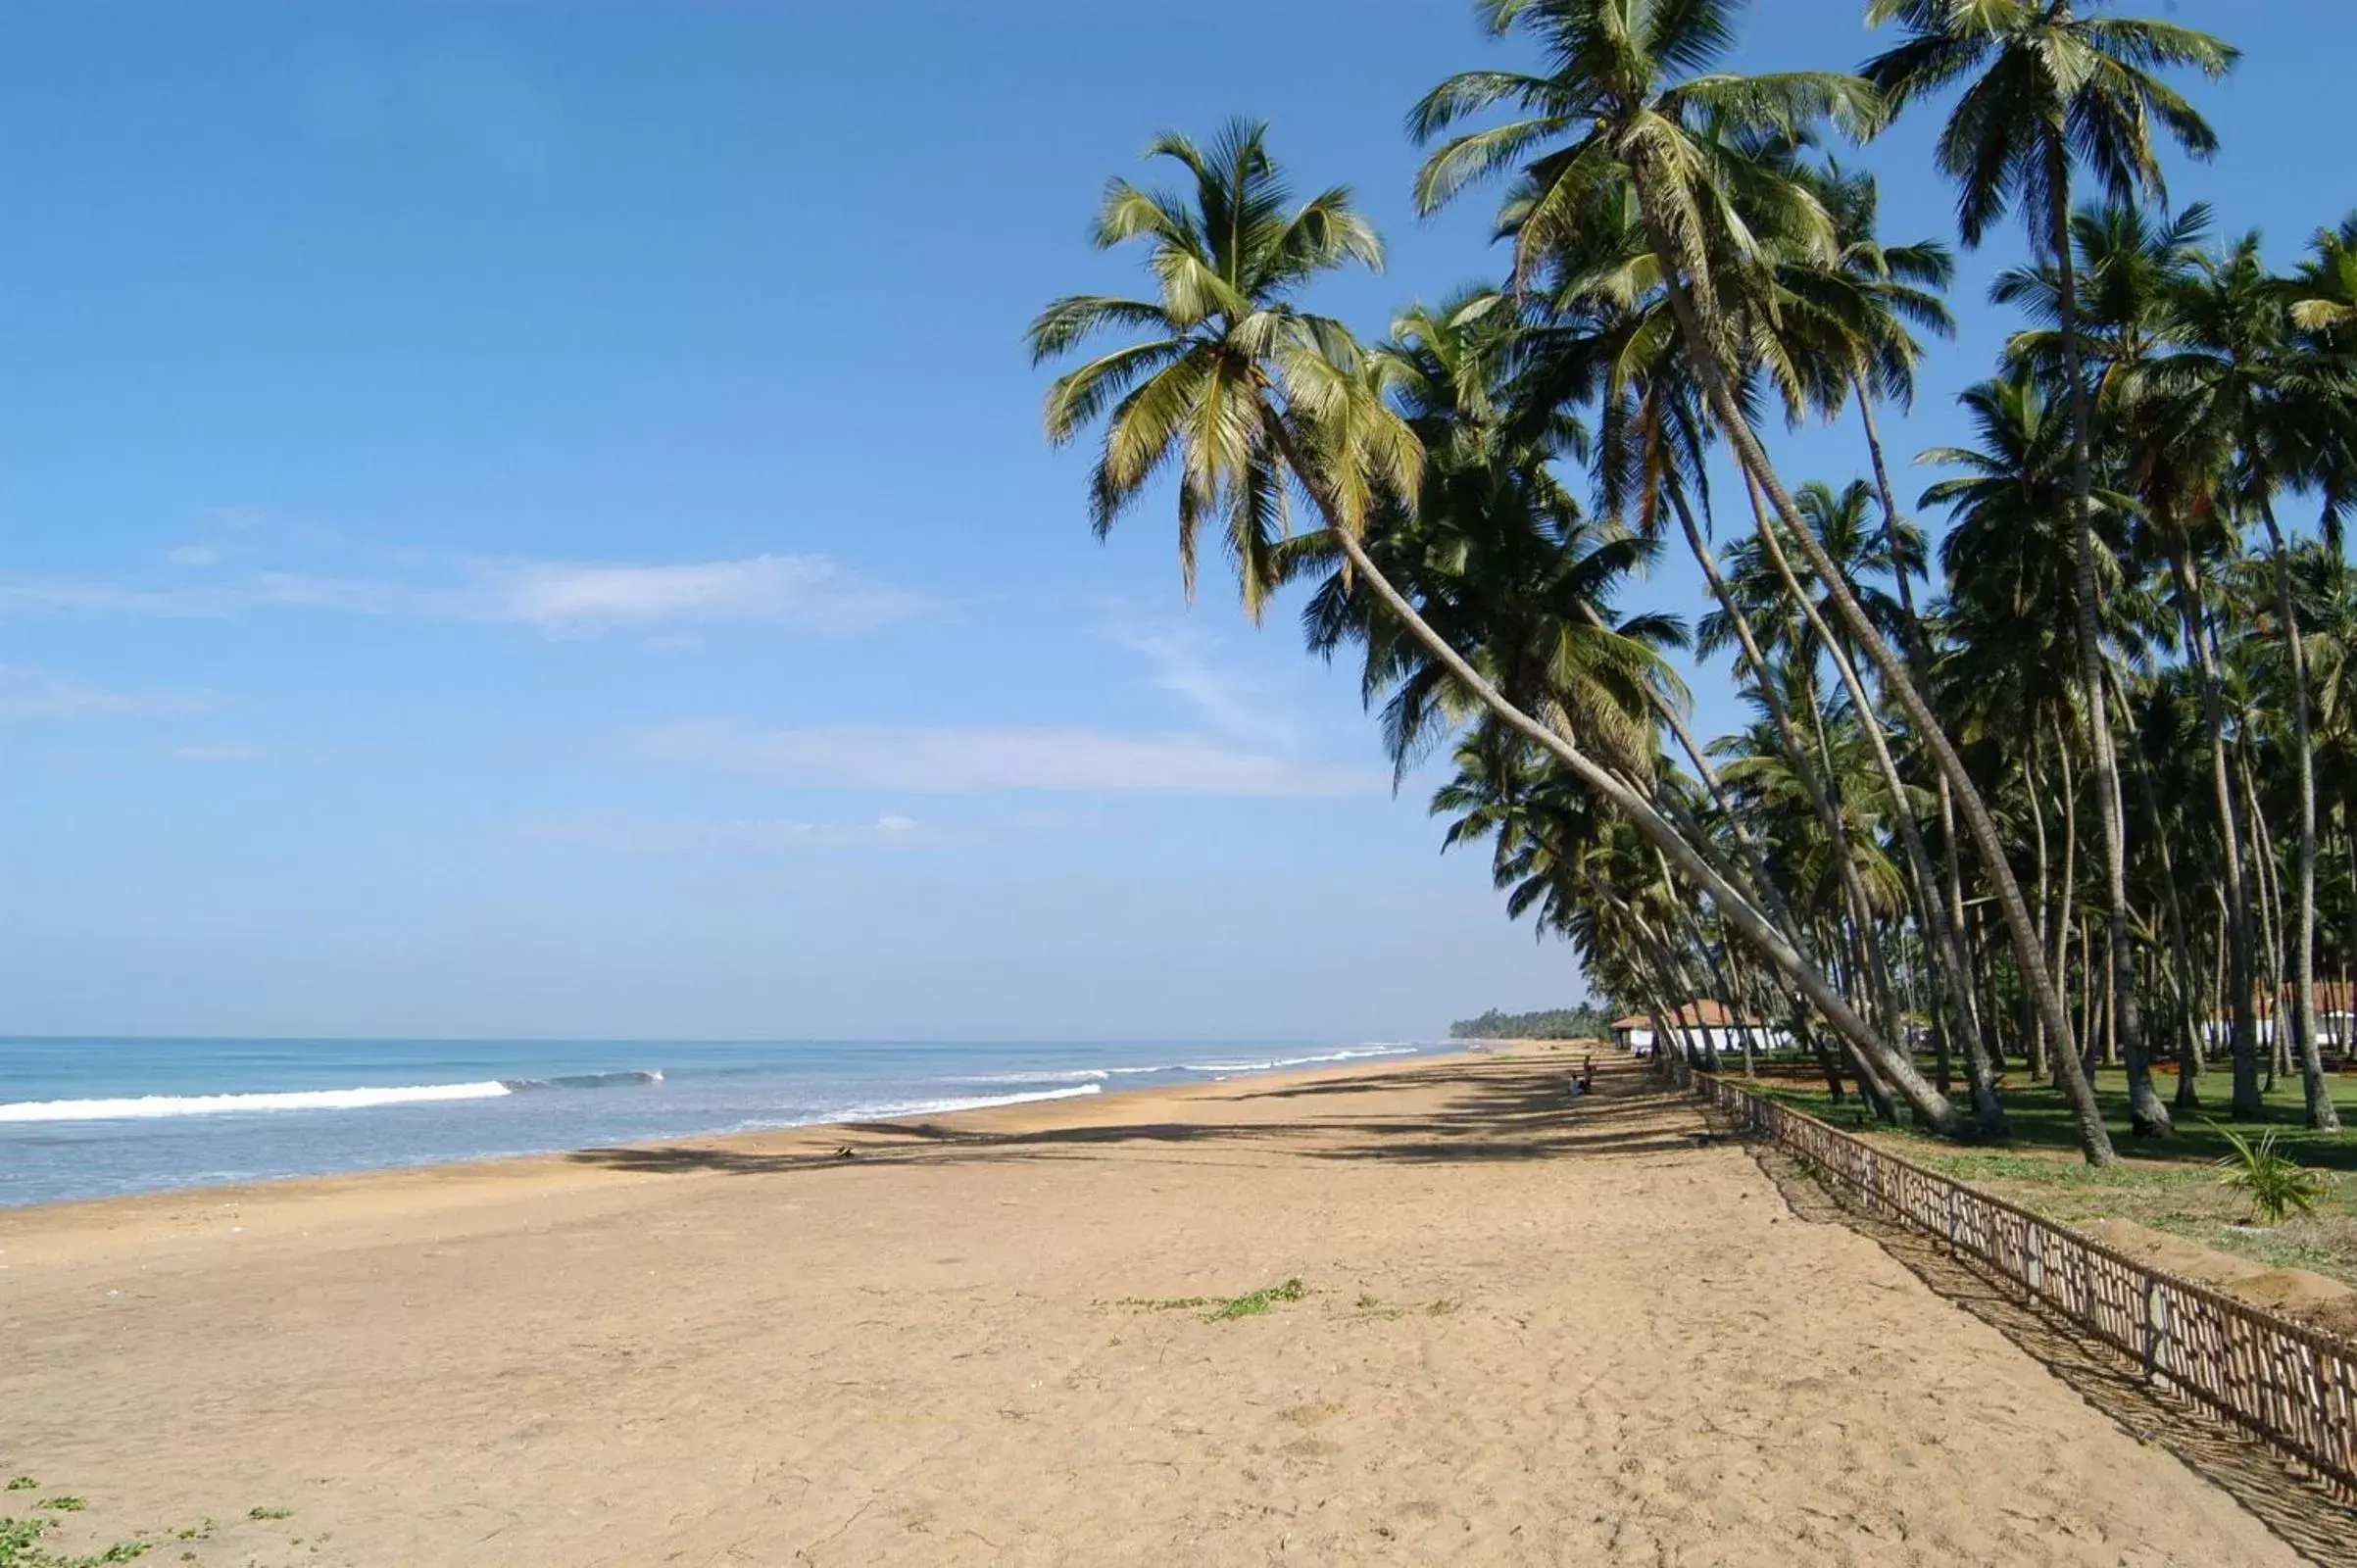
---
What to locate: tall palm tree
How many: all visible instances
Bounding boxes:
[1029,119,1962,1131]
[2166,232,2352,1126]
[1412,0,2091,1153]
[1865,0,2238,1139]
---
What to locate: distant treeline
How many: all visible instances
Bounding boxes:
[1449,1005,1611,1042]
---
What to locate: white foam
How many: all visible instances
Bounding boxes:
[966,1069,1112,1085]
[0,1080,515,1124]
[1179,1044,1423,1074]
[839,1083,1104,1120]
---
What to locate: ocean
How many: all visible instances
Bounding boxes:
[0,1036,1441,1208]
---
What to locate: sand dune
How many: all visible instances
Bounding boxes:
[1,1052,2303,1565]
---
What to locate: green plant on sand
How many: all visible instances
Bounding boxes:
[1121,1278,1309,1322]
[2212,1124,2332,1224]
[0,1514,149,1568]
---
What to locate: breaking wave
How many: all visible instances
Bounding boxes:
[0,1068,666,1123]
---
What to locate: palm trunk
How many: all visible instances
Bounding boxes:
[1940,774,1994,1063]
[2259,501,2339,1128]
[1594,598,1807,944]
[1261,415,1962,1134]
[2042,164,2165,1136]
[2025,739,2054,1083]
[2245,750,2290,1093]
[2127,724,2203,1109]
[1635,209,2114,1163]
[2051,711,2080,1085]
[1663,485,1918,1046]
[1742,473,2004,1135]
[2171,550,2265,1115]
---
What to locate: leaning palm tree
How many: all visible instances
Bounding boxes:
[1787,160,1955,650]
[1028,119,1961,1131]
[1865,1,2238,1139]
[1410,0,2099,1153]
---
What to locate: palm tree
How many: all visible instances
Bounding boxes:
[1789,161,1955,652]
[1283,291,1683,786]
[1412,0,2088,1152]
[1865,0,2238,1140]
[2165,231,2352,1126]
[1029,119,1962,1131]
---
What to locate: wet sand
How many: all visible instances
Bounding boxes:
[1,1050,2302,1565]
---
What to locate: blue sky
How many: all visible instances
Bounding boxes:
[1,0,2344,1042]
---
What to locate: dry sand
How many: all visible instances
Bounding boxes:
[0,1051,2308,1566]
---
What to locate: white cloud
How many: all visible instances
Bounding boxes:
[635,720,1382,798]
[166,545,221,566]
[481,556,922,634]
[1,554,924,637]
[0,666,212,721]
[523,811,930,854]
[1103,618,1296,749]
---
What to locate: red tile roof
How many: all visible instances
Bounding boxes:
[1610,1001,1750,1030]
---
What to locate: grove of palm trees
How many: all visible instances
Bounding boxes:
[1030,0,2357,1170]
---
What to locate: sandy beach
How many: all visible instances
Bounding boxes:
[1,1050,2307,1565]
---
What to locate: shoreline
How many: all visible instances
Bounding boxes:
[0,1044,1510,1251]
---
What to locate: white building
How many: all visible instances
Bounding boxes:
[1611,1001,1790,1057]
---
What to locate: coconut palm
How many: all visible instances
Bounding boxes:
[1029,119,1962,1131]
[1865,0,2238,1140]
[1412,0,2117,1156]
[2163,231,2354,1126]
[1283,291,1684,784]
[1784,161,1955,650]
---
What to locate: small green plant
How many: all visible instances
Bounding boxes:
[0,1515,148,1568]
[77,1546,147,1566]
[2,1483,32,1494]
[0,1518,41,1563]
[1204,1278,1307,1321]
[1117,1278,1309,1322]
[2212,1123,2332,1224]
[35,1501,81,1515]
[244,1509,290,1523]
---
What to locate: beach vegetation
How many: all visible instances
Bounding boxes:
[1031,0,2357,1170]
[1120,1277,1310,1321]
[1449,1005,1611,1041]
[0,1516,148,1568]
[242,1509,289,1523]
[1206,1278,1308,1320]
[2213,1125,2332,1224]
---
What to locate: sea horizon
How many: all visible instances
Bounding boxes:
[0,1033,1448,1208]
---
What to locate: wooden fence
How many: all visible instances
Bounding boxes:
[1695,1072,2357,1492]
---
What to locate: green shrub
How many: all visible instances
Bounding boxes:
[2213,1124,2332,1224]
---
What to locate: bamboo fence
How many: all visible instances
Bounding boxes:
[1695,1072,2357,1491]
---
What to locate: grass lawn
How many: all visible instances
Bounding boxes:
[1728,1058,2357,1292]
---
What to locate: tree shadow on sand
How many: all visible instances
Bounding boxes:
[566,1060,1703,1179]
[1733,1117,2357,1566]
